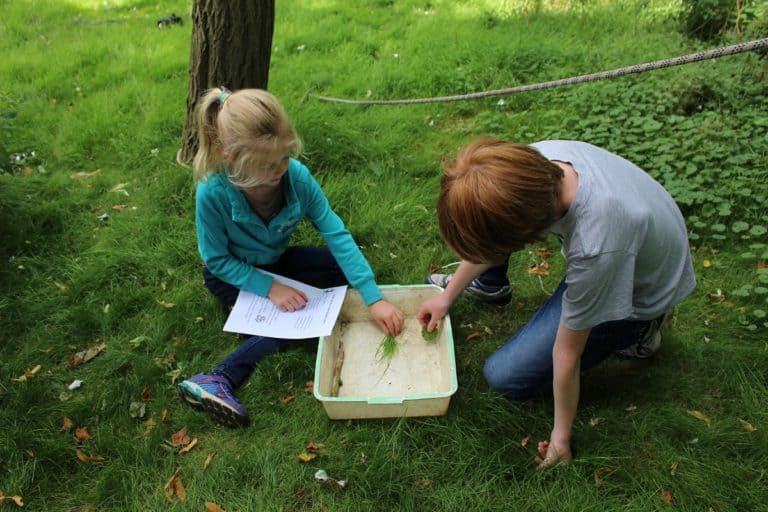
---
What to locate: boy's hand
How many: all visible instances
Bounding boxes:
[369,300,405,335]
[417,295,450,332]
[268,282,308,312]
[533,438,573,470]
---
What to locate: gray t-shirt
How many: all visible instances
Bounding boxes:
[532,140,696,331]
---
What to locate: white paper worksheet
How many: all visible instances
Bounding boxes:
[222,272,347,339]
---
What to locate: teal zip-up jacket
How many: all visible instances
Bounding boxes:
[196,159,383,306]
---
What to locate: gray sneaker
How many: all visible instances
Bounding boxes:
[614,314,666,359]
[426,273,513,305]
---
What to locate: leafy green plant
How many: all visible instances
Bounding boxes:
[421,326,438,343]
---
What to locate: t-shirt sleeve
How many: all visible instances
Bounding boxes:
[561,251,636,330]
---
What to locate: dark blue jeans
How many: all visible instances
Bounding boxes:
[483,279,660,399]
[204,247,347,388]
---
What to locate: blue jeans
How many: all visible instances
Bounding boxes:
[477,260,511,287]
[483,280,660,399]
[203,247,348,388]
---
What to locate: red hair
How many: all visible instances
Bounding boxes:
[437,137,563,263]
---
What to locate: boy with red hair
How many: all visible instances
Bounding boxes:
[418,138,695,467]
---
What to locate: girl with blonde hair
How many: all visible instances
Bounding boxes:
[179,87,404,427]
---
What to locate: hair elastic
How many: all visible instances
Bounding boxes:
[217,87,232,107]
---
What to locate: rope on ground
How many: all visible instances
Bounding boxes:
[314,37,768,106]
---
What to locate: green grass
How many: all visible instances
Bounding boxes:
[1,0,767,510]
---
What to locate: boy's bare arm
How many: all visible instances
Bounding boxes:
[418,260,491,331]
[536,323,590,469]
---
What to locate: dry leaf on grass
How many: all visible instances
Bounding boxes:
[142,418,156,438]
[687,410,710,424]
[76,449,105,464]
[661,489,674,504]
[670,461,679,475]
[205,503,226,512]
[203,452,217,470]
[140,386,153,401]
[163,468,185,502]
[0,494,24,507]
[178,438,198,455]
[61,417,74,432]
[738,418,757,432]
[171,427,191,447]
[465,332,482,342]
[12,365,42,382]
[306,442,324,454]
[281,394,295,404]
[156,299,175,309]
[69,343,106,368]
[520,436,531,447]
[297,453,316,463]
[594,467,613,486]
[74,427,92,443]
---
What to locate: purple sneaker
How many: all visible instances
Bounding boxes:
[178,373,250,427]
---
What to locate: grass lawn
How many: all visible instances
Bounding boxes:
[1,0,767,510]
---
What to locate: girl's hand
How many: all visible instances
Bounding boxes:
[416,295,451,332]
[268,282,308,312]
[533,438,573,470]
[368,300,405,336]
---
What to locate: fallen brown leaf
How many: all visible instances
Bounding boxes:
[594,467,612,486]
[465,331,482,342]
[0,494,24,507]
[520,435,531,447]
[13,365,42,382]
[142,418,156,438]
[687,410,710,424]
[661,489,674,504]
[171,427,191,447]
[140,386,153,401]
[161,408,169,423]
[69,343,106,368]
[205,503,226,512]
[75,449,104,464]
[306,442,324,454]
[76,449,90,464]
[738,418,757,432]
[281,394,295,404]
[61,416,74,432]
[74,426,92,443]
[178,438,198,455]
[203,451,217,470]
[297,453,316,463]
[163,468,185,501]
[156,299,175,309]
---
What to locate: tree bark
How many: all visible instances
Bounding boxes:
[178,0,275,164]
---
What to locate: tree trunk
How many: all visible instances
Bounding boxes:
[178,0,275,164]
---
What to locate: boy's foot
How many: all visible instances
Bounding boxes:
[178,373,250,427]
[426,273,513,305]
[614,314,666,359]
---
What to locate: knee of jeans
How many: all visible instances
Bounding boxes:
[483,357,542,400]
